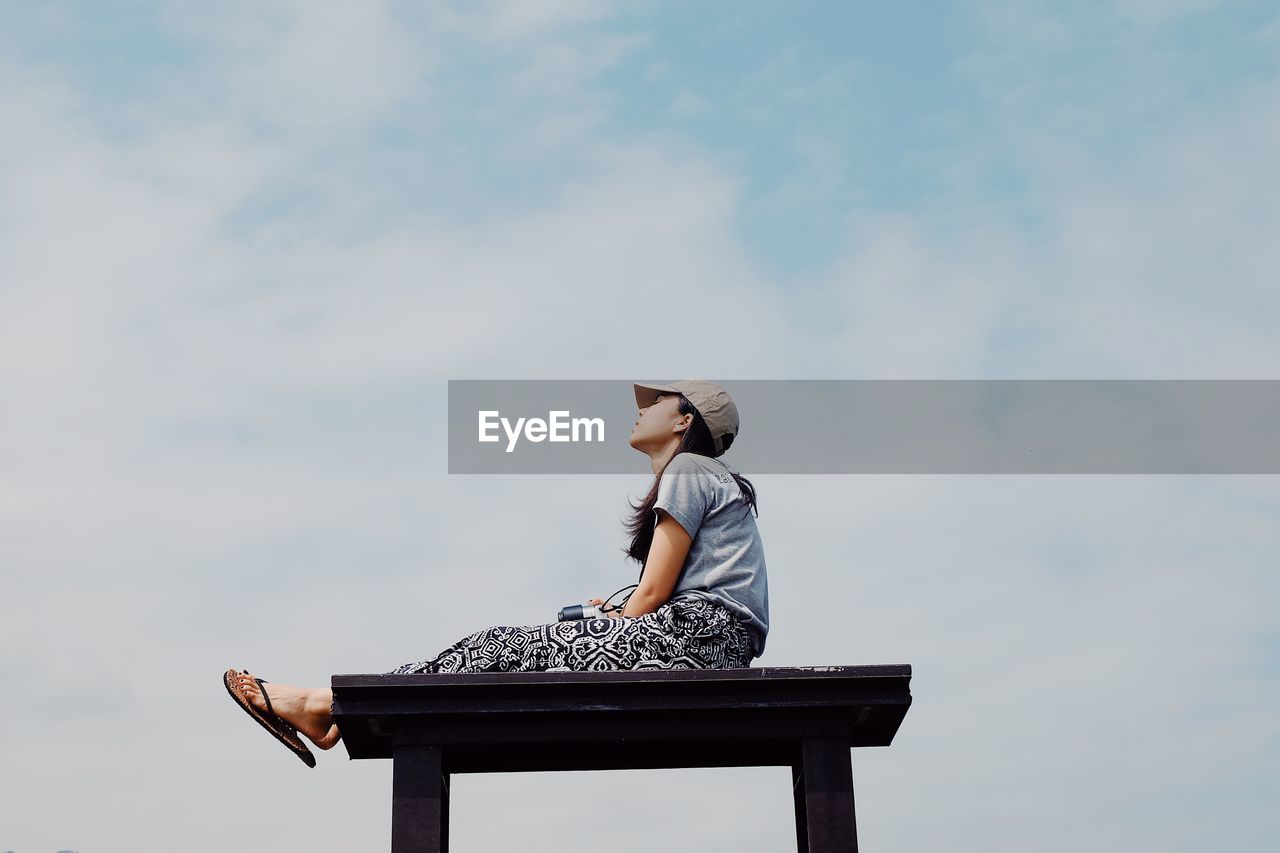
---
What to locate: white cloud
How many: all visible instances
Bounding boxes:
[160,0,421,131]
[480,0,617,41]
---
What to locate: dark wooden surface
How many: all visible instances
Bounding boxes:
[391,745,446,852]
[797,736,860,852]
[334,665,909,852]
[332,664,911,773]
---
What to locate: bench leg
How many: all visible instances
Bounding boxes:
[792,763,809,851]
[792,737,858,852]
[392,744,449,853]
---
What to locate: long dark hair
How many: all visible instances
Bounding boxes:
[622,393,758,565]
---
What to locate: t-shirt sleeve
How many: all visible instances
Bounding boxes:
[653,455,711,540]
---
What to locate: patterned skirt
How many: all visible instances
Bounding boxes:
[387,592,755,674]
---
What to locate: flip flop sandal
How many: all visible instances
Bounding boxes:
[223,668,317,768]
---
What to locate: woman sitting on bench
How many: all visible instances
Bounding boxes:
[225,380,769,766]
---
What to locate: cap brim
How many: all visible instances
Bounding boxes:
[633,382,681,409]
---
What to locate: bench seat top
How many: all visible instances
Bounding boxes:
[331,664,912,772]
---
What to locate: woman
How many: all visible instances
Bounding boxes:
[224,380,769,767]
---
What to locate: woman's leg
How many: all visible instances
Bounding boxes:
[229,600,752,752]
[388,595,754,674]
[229,671,340,749]
[389,617,655,674]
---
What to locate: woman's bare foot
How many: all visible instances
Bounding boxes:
[232,672,341,750]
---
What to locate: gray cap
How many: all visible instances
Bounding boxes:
[633,379,740,457]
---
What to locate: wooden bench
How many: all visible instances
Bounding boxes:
[332,664,912,852]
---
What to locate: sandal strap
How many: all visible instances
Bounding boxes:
[254,678,273,717]
[254,677,292,730]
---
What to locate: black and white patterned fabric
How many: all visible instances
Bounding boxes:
[387,593,755,674]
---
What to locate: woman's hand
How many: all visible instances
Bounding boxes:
[588,597,625,619]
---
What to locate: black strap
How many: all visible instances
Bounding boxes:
[255,678,279,722]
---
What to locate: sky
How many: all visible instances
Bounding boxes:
[1,1,1278,851]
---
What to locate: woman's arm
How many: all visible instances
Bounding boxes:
[620,510,693,617]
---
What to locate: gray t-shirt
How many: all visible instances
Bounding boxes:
[652,452,769,657]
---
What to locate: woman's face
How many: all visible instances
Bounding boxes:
[629,392,690,454]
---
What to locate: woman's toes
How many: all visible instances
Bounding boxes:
[236,674,268,712]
